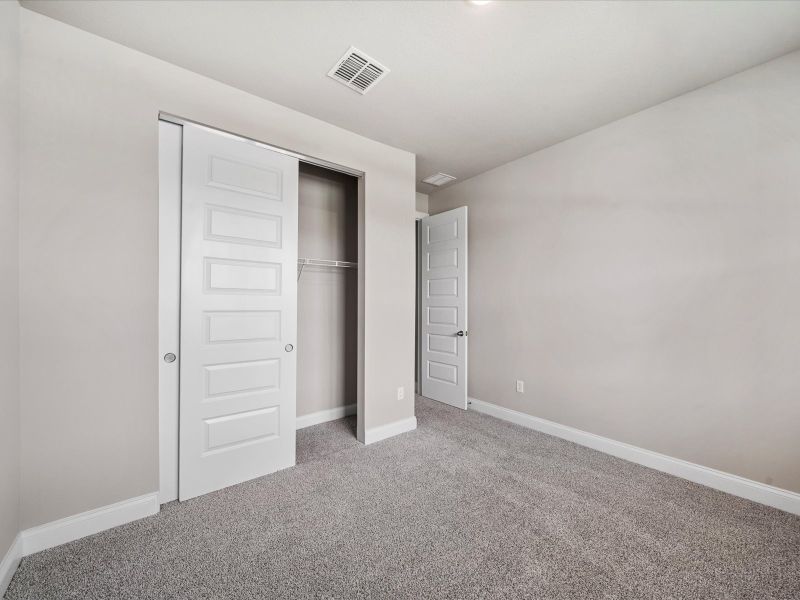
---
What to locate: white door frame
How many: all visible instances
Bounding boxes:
[414,212,428,395]
[158,115,366,503]
[158,121,182,504]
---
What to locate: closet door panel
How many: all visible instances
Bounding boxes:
[179,124,298,501]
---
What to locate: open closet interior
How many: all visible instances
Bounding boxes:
[296,163,359,431]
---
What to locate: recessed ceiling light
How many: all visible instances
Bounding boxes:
[422,173,457,186]
[469,0,492,5]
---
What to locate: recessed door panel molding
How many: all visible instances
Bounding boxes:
[428,333,458,356]
[204,359,280,398]
[204,406,280,453]
[428,277,458,297]
[427,220,458,245]
[427,248,458,270]
[204,258,281,294]
[180,123,298,501]
[420,207,468,409]
[428,306,458,326]
[205,205,282,247]
[428,360,458,385]
[205,310,281,344]
[208,155,282,199]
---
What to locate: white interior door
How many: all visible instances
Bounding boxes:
[420,207,468,409]
[179,124,298,501]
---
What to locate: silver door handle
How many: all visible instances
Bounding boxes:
[285,344,294,352]
[456,331,466,337]
[163,353,176,363]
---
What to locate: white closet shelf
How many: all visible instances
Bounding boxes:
[297,258,358,269]
[297,258,358,280]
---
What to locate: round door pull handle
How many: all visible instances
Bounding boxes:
[163,353,177,363]
[456,331,465,337]
[285,344,294,352]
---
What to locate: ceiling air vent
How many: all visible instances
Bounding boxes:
[328,46,390,94]
[421,173,457,186]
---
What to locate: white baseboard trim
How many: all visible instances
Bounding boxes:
[21,492,160,556]
[469,397,800,516]
[0,533,22,596]
[296,404,356,430]
[364,416,417,445]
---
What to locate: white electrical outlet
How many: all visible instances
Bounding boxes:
[516,380,525,393]
[397,386,405,401]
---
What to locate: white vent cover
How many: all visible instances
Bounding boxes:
[328,46,389,94]
[421,173,457,186]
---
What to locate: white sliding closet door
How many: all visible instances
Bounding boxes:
[420,207,468,410]
[179,124,298,501]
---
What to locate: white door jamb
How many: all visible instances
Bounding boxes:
[158,120,182,504]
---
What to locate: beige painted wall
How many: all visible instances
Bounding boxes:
[0,0,21,561]
[431,50,800,494]
[415,192,429,214]
[297,164,358,417]
[19,9,415,529]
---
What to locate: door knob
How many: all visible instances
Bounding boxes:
[456,331,465,337]
[285,344,294,352]
[163,352,176,363]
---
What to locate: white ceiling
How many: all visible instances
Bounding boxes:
[21,0,800,192]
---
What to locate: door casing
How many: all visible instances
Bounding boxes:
[158,121,182,504]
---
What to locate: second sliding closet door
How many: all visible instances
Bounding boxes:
[179,124,298,501]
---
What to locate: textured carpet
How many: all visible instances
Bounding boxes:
[6,397,800,599]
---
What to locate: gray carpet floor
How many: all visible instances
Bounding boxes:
[6,396,800,599]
